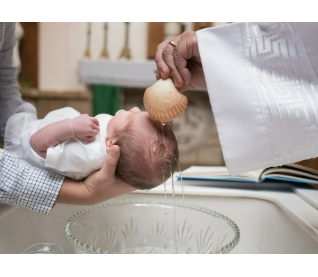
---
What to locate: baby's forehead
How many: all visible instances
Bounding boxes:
[130,116,161,140]
[130,112,152,126]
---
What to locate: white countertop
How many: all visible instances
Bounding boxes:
[2,176,318,245]
[133,178,318,243]
[1,178,318,253]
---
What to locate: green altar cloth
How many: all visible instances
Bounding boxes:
[92,85,120,116]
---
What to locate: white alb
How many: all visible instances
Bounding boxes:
[197,22,318,175]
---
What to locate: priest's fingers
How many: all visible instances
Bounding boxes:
[173,40,192,86]
[155,40,171,80]
[162,43,184,88]
[174,31,199,86]
[156,37,185,87]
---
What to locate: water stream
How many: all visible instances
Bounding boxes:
[159,123,186,254]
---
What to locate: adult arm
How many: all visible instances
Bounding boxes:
[0,145,134,214]
[0,22,33,144]
[0,148,64,215]
[156,23,318,175]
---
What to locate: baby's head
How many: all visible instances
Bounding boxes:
[106,107,179,190]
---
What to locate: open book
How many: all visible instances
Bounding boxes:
[177,164,318,185]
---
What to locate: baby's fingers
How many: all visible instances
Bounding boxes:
[80,128,98,142]
[91,117,100,126]
[85,136,95,142]
[92,124,100,131]
[88,128,99,136]
[89,118,100,131]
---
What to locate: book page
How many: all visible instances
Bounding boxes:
[264,174,318,184]
[261,165,318,181]
[180,166,262,182]
[285,163,318,175]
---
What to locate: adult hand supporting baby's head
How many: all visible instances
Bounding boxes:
[102,145,121,173]
[83,145,135,204]
[56,145,135,205]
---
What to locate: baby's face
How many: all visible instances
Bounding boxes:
[106,107,152,139]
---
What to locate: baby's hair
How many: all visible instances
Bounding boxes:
[114,117,179,190]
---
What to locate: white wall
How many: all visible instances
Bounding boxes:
[213,22,230,27]
[38,22,198,92]
[39,22,148,92]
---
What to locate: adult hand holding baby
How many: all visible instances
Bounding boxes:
[56,145,135,205]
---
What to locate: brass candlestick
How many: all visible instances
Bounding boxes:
[100,22,109,59]
[119,22,132,60]
[83,22,92,59]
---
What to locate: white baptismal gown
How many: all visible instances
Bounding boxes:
[4,107,112,180]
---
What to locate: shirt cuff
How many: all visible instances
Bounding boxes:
[18,165,64,215]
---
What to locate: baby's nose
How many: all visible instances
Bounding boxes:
[129,107,141,113]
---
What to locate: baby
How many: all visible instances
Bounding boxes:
[4,106,179,190]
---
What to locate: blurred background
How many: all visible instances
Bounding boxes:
[9,22,318,170]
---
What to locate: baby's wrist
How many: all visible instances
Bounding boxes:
[69,118,76,137]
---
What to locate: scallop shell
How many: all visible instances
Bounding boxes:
[143,78,188,122]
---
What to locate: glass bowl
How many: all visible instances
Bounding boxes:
[65,200,240,254]
[22,243,64,254]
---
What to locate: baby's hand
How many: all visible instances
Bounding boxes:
[71,114,100,142]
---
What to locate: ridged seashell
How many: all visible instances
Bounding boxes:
[143,78,188,122]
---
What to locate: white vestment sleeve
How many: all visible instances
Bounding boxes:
[196,22,318,175]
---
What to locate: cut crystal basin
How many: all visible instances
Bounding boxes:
[2,193,318,253]
[65,200,240,254]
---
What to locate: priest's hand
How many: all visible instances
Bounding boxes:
[155,31,207,92]
[56,145,135,205]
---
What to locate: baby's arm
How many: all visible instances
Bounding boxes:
[30,114,100,159]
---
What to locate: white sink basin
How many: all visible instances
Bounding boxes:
[1,180,318,254]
